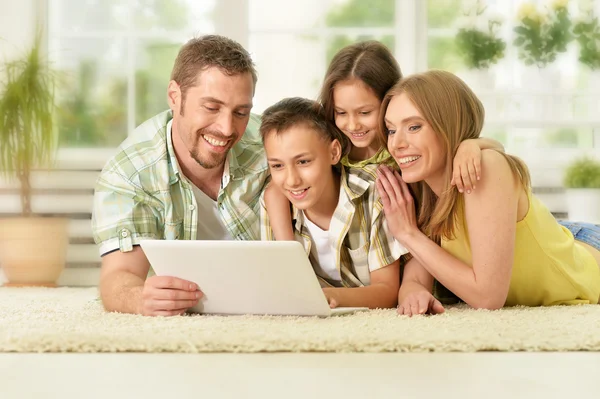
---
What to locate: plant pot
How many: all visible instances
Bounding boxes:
[516,66,563,121]
[587,72,600,116]
[0,217,69,287]
[458,69,495,92]
[565,189,600,224]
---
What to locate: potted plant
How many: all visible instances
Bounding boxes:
[573,3,600,70]
[0,34,68,286]
[573,0,600,95]
[513,0,573,69]
[455,0,506,90]
[512,0,573,118]
[563,157,600,224]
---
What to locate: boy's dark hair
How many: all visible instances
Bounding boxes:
[170,35,257,108]
[259,97,350,155]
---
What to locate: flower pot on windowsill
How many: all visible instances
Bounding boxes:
[563,158,600,224]
[565,189,600,224]
[587,72,600,116]
[458,68,496,92]
[517,66,563,121]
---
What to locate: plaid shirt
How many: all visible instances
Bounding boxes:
[92,110,268,255]
[260,166,408,288]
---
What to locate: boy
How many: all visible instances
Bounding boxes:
[259,97,407,309]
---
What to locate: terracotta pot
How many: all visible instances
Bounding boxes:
[0,217,69,287]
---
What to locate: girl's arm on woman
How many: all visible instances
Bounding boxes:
[263,184,295,241]
[452,138,504,193]
[323,259,400,309]
[377,150,520,309]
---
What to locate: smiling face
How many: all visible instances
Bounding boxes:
[385,93,447,188]
[168,67,254,169]
[332,79,382,161]
[264,124,341,212]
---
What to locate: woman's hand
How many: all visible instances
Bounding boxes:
[451,139,481,194]
[398,290,444,317]
[375,165,419,243]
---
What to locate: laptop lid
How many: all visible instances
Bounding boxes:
[140,240,335,316]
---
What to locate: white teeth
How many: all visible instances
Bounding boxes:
[203,135,228,147]
[350,131,368,137]
[398,156,420,164]
[290,189,307,195]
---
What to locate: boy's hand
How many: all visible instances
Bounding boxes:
[322,287,340,308]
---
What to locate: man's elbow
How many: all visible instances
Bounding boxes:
[98,280,118,312]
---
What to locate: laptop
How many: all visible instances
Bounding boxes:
[139,239,368,317]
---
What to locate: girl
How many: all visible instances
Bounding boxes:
[260,97,407,308]
[376,70,600,315]
[265,41,501,240]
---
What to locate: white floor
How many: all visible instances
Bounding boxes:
[0,353,598,398]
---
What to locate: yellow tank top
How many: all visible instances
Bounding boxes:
[442,192,600,306]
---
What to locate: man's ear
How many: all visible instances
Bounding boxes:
[167,80,181,113]
[330,139,342,165]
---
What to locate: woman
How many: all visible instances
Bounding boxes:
[376,70,600,315]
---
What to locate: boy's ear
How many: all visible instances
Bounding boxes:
[167,80,181,114]
[330,139,342,165]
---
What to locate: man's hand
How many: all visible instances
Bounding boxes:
[140,276,203,316]
[322,287,340,308]
[398,290,444,317]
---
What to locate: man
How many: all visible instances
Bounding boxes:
[92,35,268,316]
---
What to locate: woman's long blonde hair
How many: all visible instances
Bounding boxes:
[380,70,531,242]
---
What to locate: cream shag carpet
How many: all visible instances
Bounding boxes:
[1,287,600,353]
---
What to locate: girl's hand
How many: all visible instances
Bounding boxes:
[451,139,481,194]
[398,290,444,317]
[375,165,419,243]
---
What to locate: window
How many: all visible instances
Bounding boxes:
[425,0,600,186]
[45,0,600,188]
[49,0,216,148]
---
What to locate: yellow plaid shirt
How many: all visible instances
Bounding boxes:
[92,110,268,255]
[260,166,408,287]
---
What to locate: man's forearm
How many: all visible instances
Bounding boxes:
[99,270,145,314]
[329,284,398,309]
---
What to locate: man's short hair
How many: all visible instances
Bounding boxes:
[259,97,350,155]
[171,35,258,104]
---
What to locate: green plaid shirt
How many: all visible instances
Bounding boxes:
[92,110,268,255]
[260,166,408,288]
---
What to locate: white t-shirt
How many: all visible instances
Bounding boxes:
[168,119,233,241]
[190,183,233,240]
[303,213,340,282]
